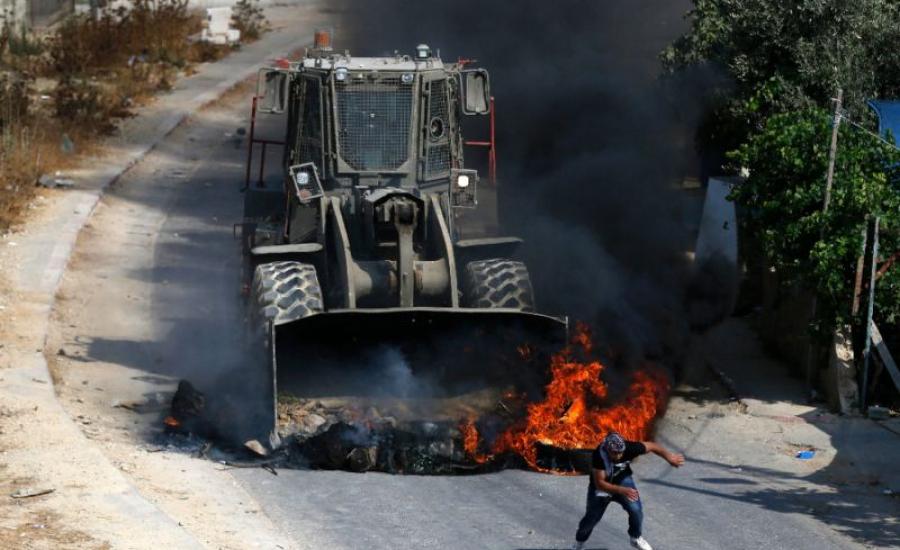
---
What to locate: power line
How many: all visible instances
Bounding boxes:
[839,110,900,152]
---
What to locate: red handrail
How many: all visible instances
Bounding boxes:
[463,96,497,185]
[243,96,286,191]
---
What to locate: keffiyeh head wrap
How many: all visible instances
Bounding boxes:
[603,432,626,454]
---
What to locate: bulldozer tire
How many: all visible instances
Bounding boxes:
[463,259,535,311]
[251,261,324,325]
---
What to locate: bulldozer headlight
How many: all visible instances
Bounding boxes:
[295,171,310,186]
[401,73,414,84]
[335,67,348,82]
[450,169,477,209]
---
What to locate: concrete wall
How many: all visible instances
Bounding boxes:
[0,0,29,28]
[29,0,71,26]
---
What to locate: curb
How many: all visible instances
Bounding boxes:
[0,24,311,548]
[36,49,296,298]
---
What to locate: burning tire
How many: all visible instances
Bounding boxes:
[463,259,535,311]
[251,261,324,325]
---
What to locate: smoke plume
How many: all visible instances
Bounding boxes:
[335,0,716,368]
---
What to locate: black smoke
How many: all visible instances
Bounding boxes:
[334,0,720,368]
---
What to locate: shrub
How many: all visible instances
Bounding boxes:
[232,0,268,42]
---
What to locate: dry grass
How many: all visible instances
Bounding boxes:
[0,92,98,232]
[232,0,269,42]
[51,1,201,72]
[0,0,269,231]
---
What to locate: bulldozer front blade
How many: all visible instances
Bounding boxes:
[261,308,567,443]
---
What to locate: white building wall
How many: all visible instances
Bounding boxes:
[1,0,72,28]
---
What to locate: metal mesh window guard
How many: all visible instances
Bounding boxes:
[426,79,451,178]
[299,78,323,171]
[427,145,451,176]
[336,78,412,171]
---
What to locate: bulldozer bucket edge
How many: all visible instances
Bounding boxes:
[262,309,568,445]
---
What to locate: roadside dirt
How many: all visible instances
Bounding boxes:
[1,199,113,549]
[0,506,103,550]
[0,463,103,548]
[42,79,294,550]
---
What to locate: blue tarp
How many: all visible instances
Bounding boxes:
[868,100,900,141]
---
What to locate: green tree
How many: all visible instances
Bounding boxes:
[729,107,900,329]
[663,0,900,151]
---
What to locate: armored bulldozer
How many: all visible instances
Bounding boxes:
[239,32,566,446]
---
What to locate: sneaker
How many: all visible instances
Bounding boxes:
[631,536,653,550]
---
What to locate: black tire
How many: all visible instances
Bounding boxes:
[251,261,324,325]
[463,258,535,311]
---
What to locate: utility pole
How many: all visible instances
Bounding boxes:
[805,88,844,398]
[822,89,843,215]
[851,224,868,316]
[861,217,880,413]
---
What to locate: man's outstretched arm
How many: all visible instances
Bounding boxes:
[642,441,685,467]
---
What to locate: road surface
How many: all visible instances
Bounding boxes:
[44,36,880,550]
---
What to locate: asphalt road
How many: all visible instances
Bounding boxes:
[46,69,867,550]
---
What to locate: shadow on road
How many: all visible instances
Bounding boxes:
[675,318,900,548]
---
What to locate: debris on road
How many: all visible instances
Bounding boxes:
[38,172,76,189]
[796,450,816,460]
[111,399,142,412]
[60,134,75,155]
[295,420,488,474]
[10,488,55,499]
[168,380,208,434]
[244,440,269,457]
[346,447,377,472]
[867,405,890,420]
[534,442,592,473]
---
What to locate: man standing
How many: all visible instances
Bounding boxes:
[573,432,685,550]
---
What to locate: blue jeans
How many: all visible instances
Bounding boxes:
[575,476,643,542]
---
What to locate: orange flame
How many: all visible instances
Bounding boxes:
[462,323,670,470]
[163,415,181,428]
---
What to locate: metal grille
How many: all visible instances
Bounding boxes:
[298,78,322,171]
[427,144,451,175]
[336,78,412,171]
[426,79,451,178]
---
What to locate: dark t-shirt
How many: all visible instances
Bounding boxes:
[589,441,647,491]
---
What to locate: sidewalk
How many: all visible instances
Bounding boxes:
[0,3,324,547]
[683,317,900,548]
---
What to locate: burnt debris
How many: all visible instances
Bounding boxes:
[165,379,591,474]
